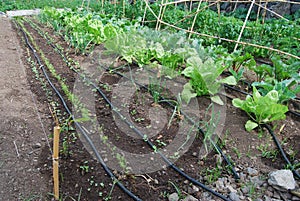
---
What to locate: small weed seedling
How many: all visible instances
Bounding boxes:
[80,161,90,174]
[257,144,278,160]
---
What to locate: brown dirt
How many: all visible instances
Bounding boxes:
[0,15,299,201]
[0,16,50,200]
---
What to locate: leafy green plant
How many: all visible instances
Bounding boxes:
[232,87,289,131]
[168,181,184,199]
[80,161,90,173]
[257,144,278,160]
[204,163,222,184]
[249,56,300,81]
[252,78,300,103]
[226,52,256,82]
[181,56,236,105]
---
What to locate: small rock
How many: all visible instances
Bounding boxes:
[188,185,199,194]
[265,190,273,197]
[272,191,280,199]
[268,170,296,191]
[229,192,240,201]
[292,196,300,201]
[251,176,264,187]
[182,195,198,201]
[227,185,237,193]
[264,195,272,201]
[202,192,211,199]
[168,192,179,201]
[239,172,246,182]
[32,142,41,149]
[192,152,197,157]
[215,178,225,190]
[247,167,258,176]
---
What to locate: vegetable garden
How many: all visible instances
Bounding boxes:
[2,0,300,200]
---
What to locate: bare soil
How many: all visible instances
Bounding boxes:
[0,15,299,201]
[0,16,50,200]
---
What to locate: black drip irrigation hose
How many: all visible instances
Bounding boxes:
[20,19,232,201]
[263,124,300,179]
[25,18,240,181]
[16,21,142,201]
[223,80,300,179]
[102,66,240,180]
[224,84,251,96]
[78,70,232,201]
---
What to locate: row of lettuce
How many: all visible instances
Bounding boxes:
[39,8,299,131]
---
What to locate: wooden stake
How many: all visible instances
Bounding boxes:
[155,0,164,30]
[188,0,202,39]
[234,0,255,51]
[53,126,60,200]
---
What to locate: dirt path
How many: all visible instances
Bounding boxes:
[0,16,50,200]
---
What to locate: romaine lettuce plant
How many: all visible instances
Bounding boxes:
[181,56,236,105]
[232,87,289,131]
[252,78,300,104]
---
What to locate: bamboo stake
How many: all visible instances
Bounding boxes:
[234,0,255,51]
[53,126,61,200]
[142,2,148,26]
[122,0,125,18]
[256,0,262,22]
[81,0,85,8]
[155,0,164,30]
[262,0,268,24]
[158,0,168,30]
[87,0,90,10]
[233,0,238,12]
[188,0,202,39]
[189,0,193,12]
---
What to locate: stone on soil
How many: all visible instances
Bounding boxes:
[229,192,240,201]
[247,167,258,176]
[168,192,179,201]
[268,169,296,191]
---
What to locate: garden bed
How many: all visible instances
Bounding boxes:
[8,9,300,201]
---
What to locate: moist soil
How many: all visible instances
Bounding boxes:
[0,15,299,201]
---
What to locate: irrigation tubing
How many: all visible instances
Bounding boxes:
[25,18,240,181]
[16,21,142,201]
[20,19,232,201]
[263,124,300,179]
[101,65,240,180]
[78,70,232,201]
[223,83,300,178]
